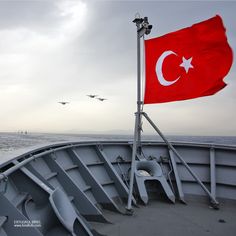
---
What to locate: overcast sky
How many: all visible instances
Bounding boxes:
[0,0,235,135]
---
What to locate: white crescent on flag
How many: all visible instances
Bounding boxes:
[155,50,180,86]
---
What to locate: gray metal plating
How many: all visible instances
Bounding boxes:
[1,140,236,235]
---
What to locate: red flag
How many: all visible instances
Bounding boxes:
[144,15,233,104]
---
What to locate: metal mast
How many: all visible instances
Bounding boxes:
[126,16,152,212]
[134,16,152,156]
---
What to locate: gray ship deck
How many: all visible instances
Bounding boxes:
[93,199,236,236]
[1,140,236,235]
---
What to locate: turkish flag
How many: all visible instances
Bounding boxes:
[144,15,233,104]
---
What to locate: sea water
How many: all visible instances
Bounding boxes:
[1,132,236,156]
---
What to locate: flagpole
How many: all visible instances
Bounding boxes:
[135,17,142,156]
[126,15,152,212]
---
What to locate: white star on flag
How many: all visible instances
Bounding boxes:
[180,57,194,73]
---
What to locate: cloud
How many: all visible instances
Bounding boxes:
[0,0,90,130]
[0,0,88,88]
[0,0,235,135]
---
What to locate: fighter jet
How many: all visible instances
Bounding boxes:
[97,98,107,101]
[87,95,98,98]
[58,102,69,105]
